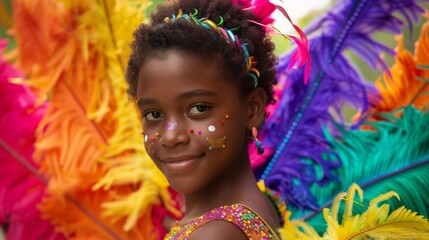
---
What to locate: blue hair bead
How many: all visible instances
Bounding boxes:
[164,8,261,98]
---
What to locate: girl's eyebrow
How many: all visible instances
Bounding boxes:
[137,89,218,107]
[137,98,157,107]
[179,89,218,99]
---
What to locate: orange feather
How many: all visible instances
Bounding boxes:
[368,15,429,116]
[12,0,180,238]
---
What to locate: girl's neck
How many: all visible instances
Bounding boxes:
[179,156,260,224]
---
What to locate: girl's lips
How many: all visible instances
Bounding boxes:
[159,155,204,174]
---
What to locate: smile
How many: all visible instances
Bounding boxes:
[159,154,204,174]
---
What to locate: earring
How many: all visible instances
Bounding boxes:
[252,127,264,155]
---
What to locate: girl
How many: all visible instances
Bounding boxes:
[126,0,282,239]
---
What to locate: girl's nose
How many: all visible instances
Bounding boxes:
[160,121,190,148]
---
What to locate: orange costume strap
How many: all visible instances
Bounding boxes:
[165,204,280,240]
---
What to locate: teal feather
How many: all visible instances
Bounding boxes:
[299,106,429,232]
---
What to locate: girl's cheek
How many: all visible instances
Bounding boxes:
[190,114,231,151]
[142,129,161,155]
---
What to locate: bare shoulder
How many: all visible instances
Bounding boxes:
[187,220,248,240]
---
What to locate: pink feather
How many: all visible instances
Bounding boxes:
[0,39,64,239]
[232,0,275,25]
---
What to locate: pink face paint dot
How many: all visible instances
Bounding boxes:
[166,121,178,131]
[198,130,202,135]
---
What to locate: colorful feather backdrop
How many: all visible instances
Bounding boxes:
[1,0,181,239]
[1,0,429,239]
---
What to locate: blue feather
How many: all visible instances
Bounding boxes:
[256,0,428,211]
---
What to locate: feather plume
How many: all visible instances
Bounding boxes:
[365,14,429,117]
[252,0,428,212]
[0,39,65,239]
[280,184,429,239]
[12,0,180,238]
[300,16,429,230]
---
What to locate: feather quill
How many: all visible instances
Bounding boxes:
[252,0,428,212]
[12,0,180,238]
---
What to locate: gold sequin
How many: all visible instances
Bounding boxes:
[207,136,226,150]
[164,204,279,240]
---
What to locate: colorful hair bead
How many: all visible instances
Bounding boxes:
[163,9,260,88]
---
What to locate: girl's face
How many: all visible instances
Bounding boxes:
[136,49,253,194]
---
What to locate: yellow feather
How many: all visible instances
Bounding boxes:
[279,184,429,240]
[13,0,177,238]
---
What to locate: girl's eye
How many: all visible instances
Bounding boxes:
[144,111,163,121]
[188,104,211,116]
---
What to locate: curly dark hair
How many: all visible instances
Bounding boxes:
[125,0,278,105]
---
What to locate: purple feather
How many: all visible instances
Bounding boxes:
[254,0,427,211]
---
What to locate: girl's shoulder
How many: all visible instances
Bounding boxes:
[165,204,280,240]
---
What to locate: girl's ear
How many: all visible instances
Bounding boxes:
[246,87,267,129]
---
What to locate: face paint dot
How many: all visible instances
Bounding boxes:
[220,120,225,125]
[208,125,216,132]
[198,130,202,134]
[189,129,194,134]
[144,135,148,142]
[156,132,160,137]
[225,115,230,120]
[151,136,155,142]
[166,121,178,131]
[140,131,144,135]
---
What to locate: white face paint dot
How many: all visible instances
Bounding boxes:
[144,135,148,142]
[208,125,216,132]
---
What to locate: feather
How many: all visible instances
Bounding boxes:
[300,16,429,231]
[0,39,64,240]
[252,0,428,212]
[303,106,429,232]
[365,15,429,117]
[280,184,429,239]
[11,0,180,238]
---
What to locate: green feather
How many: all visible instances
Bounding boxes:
[296,106,429,232]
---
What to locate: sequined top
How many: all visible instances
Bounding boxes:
[164,204,280,240]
